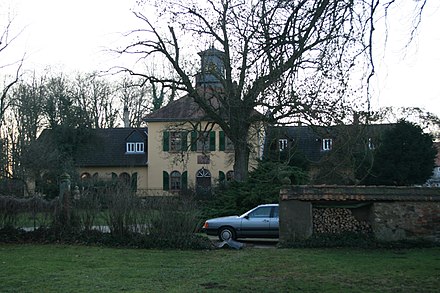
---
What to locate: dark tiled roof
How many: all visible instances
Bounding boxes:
[144,90,263,122]
[281,185,440,201]
[78,128,148,167]
[267,126,322,162]
[144,94,209,122]
[264,124,394,163]
[38,128,148,167]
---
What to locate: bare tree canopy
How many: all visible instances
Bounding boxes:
[117,0,428,181]
[1,10,25,126]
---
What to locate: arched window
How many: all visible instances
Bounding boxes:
[226,171,234,181]
[80,173,91,180]
[170,171,181,191]
[196,168,212,196]
[119,172,130,186]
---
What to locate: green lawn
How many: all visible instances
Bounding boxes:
[0,244,439,292]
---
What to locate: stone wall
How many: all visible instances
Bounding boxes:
[372,202,440,242]
[279,185,440,243]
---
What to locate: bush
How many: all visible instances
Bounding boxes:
[205,160,308,217]
[0,195,54,229]
[0,188,211,250]
[101,185,141,236]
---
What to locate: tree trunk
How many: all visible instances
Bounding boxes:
[234,144,250,182]
[233,132,250,182]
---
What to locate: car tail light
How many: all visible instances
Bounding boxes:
[203,222,208,229]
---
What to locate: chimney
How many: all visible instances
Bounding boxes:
[123,106,130,128]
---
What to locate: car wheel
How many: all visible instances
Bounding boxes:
[218,227,235,242]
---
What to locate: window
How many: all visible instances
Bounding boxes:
[191,131,215,152]
[163,171,187,191]
[225,135,234,151]
[368,138,375,150]
[163,131,187,152]
[80,173,91,180]
[170,171,181,191]
[279,139,288,151]
[126,142,144,153]
[248,207,272,218]
[219,131,234,151]
[170,132,182,152]
[272,206,279,218]
[197,132,210,152]
[322,138,332,151]
[119,172,131,185]
[226,171,234,181]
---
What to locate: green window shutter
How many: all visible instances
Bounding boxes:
[219,131,225,151]
[131,172,138,192]
[219,171,225,182]
[182,171,188,190]
[181,131,188,151]
[163,171,170,191]
[163,131,169,152]
[190,131,197,151]
[209,131,216,151]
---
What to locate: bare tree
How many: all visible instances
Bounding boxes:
[117,76,150,128]
[73,73,119,128]
[0,11,25,127]
[117,0,427,181]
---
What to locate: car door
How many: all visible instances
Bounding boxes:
[240,206,272,237]
[269,206,279,237]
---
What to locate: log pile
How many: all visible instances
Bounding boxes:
[313,208,372,234]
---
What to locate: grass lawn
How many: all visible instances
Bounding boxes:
[0,244,439,292]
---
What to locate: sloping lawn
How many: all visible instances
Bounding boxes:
[0,244,439,292]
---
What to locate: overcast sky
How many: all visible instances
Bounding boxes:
[3,0,440,117]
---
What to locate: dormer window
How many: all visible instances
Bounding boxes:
[322,138,332,151]
[368,138,375,150]
[127,142,144,153]
[279,139,288,151]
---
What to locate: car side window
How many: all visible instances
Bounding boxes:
[249,207,272,218]
[272,206,279,218]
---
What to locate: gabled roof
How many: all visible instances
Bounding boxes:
[38,128,148,167]
[144,90,263,123]
[265,124,395,163]
[144,94,209,122]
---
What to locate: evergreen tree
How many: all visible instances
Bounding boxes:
[366,120,436,186]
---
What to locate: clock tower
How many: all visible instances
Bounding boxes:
[195,47,225,89]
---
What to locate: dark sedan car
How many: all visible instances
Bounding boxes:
[202,204,279,241]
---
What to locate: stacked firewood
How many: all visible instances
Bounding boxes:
[313,208,372,234]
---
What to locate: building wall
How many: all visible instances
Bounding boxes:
[147,121,262,194]
[78,166,149,195]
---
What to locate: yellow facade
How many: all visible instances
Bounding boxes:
[146,121,262,195]
[78,166,149,193]
[71,121,263,196]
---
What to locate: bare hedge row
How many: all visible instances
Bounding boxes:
[0,187,209,249]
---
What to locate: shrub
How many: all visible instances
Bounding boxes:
[0,187,211,249]
[205,160,307,217]
[0,195,54,229]
[100,185,141,237]
[73,189,101,231]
